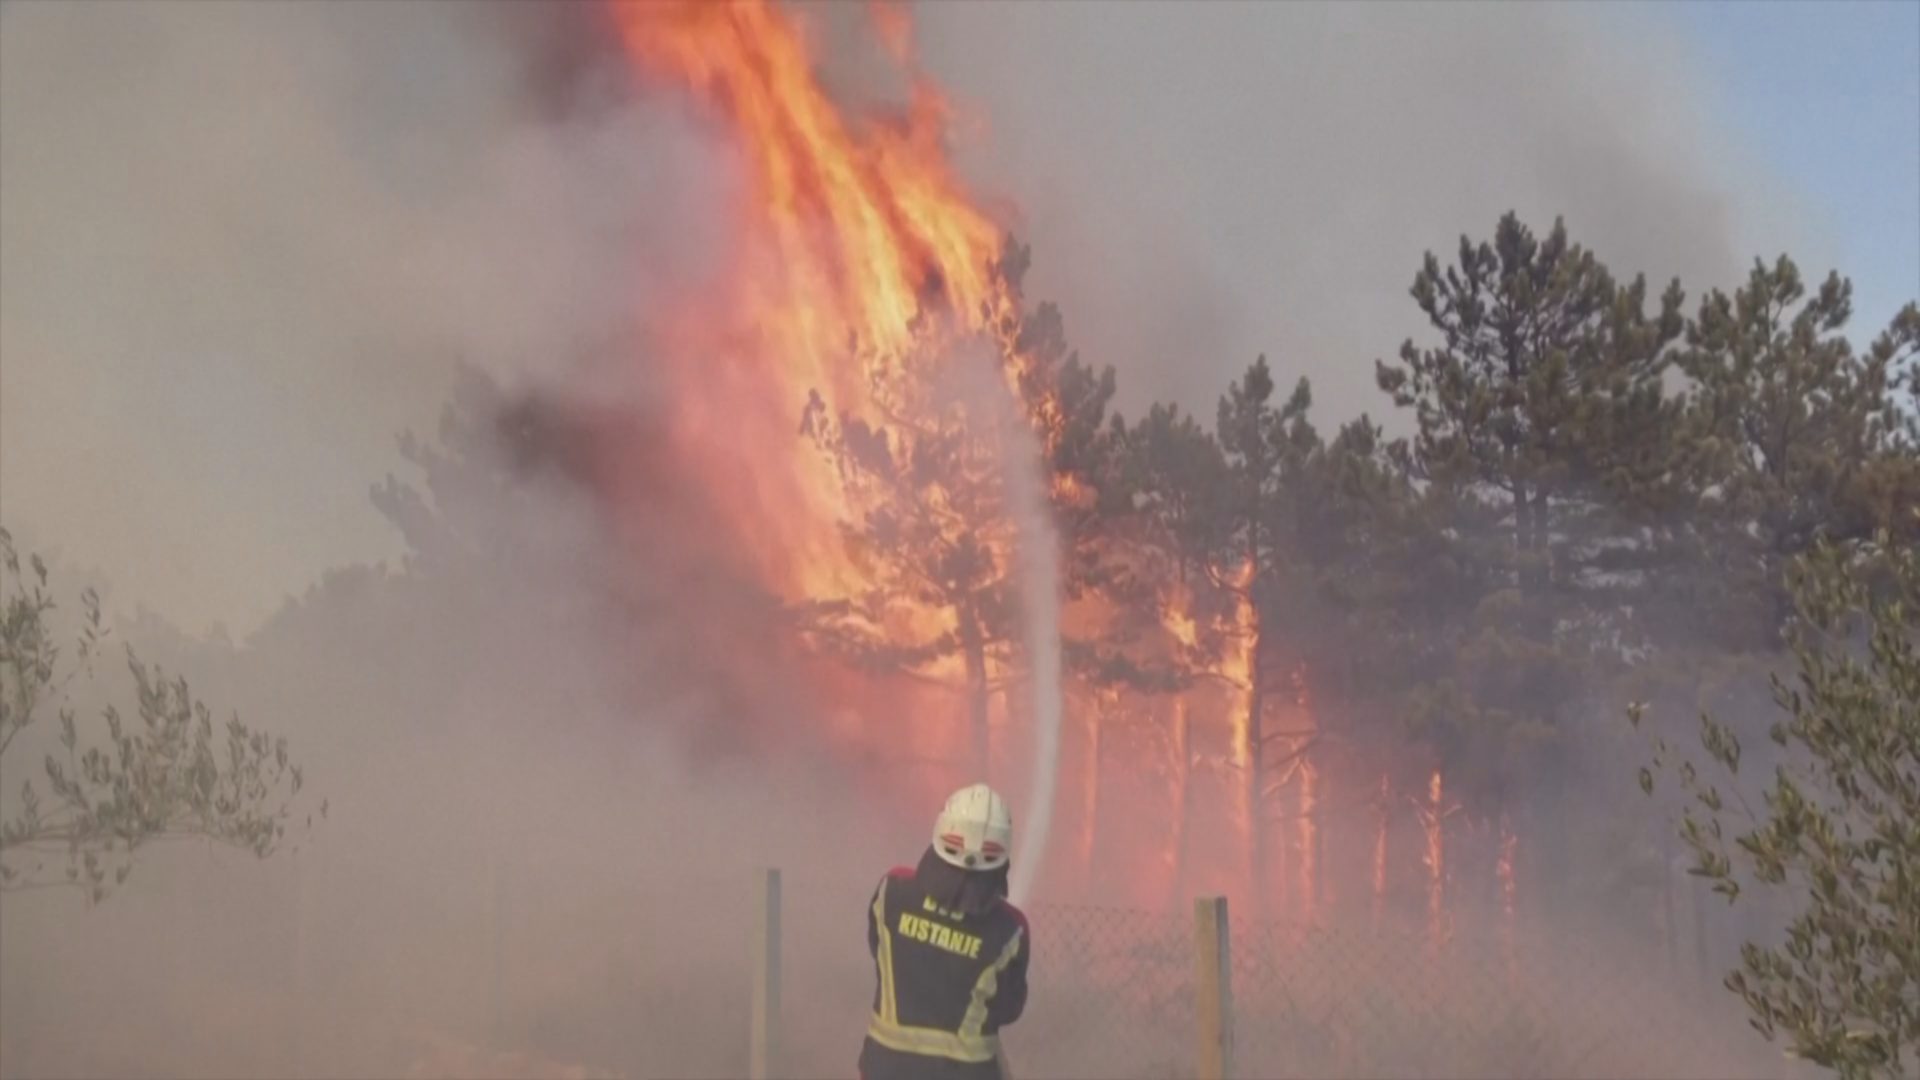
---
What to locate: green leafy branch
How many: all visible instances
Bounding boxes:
[1631,532,1918,1079]
[0,526,315,903]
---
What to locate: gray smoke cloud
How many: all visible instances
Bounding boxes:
[914,0,1824,422]
[0,0,736,635]
[0,4,895,1077]
[0,2,1833,1077]
[1,0,1825,636]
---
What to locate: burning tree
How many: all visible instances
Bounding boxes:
[593,0,1917,937]
[1208,357,1320,912]
[1101,398,1233,893]
[1093,359,1344,911]
[794,297,1026,779]
[793,241,1121,782]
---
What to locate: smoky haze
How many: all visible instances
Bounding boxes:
[0,0,1829,1077]
[0,0,1825,638]
[914,0,1822,421]
[1,2,896,1077]
[0,0,737,634]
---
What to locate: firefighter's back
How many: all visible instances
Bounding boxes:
[858,866,1029,1080]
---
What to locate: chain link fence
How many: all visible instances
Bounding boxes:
[27,853,1800,1079]
[994,901,1800,1080]
[1010,904,1200,1079]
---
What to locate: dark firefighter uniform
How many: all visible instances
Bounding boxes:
[858,864,1031,1080]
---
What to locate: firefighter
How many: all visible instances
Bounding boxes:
[858,782,1030,1080]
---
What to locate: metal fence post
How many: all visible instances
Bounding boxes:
[750,867,783,1080]
[1194,895,1233,1080]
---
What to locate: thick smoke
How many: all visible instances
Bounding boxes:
[0,0,734,634]
[913,1,1823,422]
[0,3,893,1077]
[0,1,1834,1077]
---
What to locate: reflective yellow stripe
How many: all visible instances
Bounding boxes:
[865,904,1022,1065]
[960,924,1024,1039]
[872,879,897,1024]
[865,1015,1001,1064]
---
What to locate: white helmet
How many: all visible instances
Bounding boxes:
[932,782,1012,871]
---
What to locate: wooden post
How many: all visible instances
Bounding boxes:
[749,867,783,1080]
[1194,895,1233,1080]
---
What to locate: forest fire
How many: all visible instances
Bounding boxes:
[609,0,996,588]
[600,0,1498,932]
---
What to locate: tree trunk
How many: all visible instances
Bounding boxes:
[959,601,991,782]
[1245,614,1266,917]
[1082,693,1105,892]
[1170,698,1191,907]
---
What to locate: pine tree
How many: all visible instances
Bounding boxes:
[1857,303,1920,550]
[1209,358,1321,907]
[797,327,1022,779]
[1098,400,1229,888]
[1267,413,1415,747]
[1373,213,1686,911]
[1677,260,1911,653]
[795,239,1115,782]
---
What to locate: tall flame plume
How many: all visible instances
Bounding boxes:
[606,0,1507,933]
[610,0,1013,605]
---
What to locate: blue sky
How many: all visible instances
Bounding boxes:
[1666,0,1920,339]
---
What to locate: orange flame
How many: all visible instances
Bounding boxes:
[609,0,1011,609]
[1224,564,1257,885]
[1292,665,1318,923]
[1166,695,1192,906]
[608,0,1480,920]
[1419,769,1451,949]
